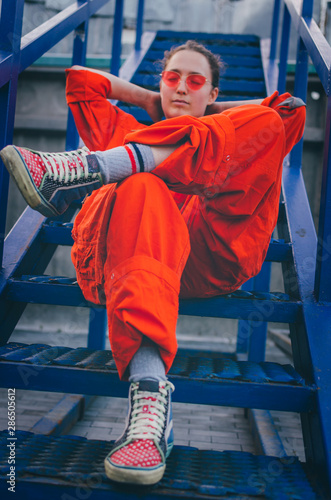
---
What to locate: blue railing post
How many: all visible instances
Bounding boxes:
[0,0,25,267]
[278,3,291,94]
[290,0,313,168]
[111,0,124,76]
[270,0,281,61]
[135,0,145,51]
[66,11,89,151]
[236,262,271,362]
[314,95,331,302]
[236,278,254,355]
[66,2,109,340]
[88,307,107,349]
[247,262,272,362]
[301,0,314,18]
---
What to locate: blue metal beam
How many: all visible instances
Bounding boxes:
[248,409,288,457]
[65,16,89,152]
[0,0,25,266]
[30,394,95,436]
[281,162,331,490]
[290,37,309,168]
[301,0,313,18]
[284,0,331,95]
[267,2,331,488]
[0,0,110,89]
[247,262,272,362]
[135,0,145,51]
[0,0,24,52]
[314,96,331,302]
[236,279,253,355]
[294,303,331,493]
[88,307,107,349]
[111,0,124,76]
[20,0,108,74]
[118,31,156,82]
[270,0,281,61]
[278,4,291,94]
[281,165,317,303]
[0,209,76,344]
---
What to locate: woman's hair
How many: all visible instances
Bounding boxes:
[162,40,224,89]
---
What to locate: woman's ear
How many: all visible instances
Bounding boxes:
[208,87,219,105]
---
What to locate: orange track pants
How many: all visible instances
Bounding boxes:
[72,173,191,379]
[72,101,305,380]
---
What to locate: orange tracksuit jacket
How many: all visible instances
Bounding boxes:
[66,69,306,378]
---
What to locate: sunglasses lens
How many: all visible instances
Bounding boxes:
[162,71,180,87]
[186,74,206,90]
[161,71,207,90]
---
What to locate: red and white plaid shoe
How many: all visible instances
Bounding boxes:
[0,145,102,217]
[104,380,174,485]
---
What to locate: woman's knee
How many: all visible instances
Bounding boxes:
[254,107,285,148]
[118,172,167,192]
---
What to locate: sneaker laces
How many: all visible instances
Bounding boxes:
[128,382,174,442]
[39,147,95,183]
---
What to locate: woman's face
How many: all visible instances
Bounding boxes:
[160,50,219,119]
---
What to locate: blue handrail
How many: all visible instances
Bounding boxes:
[111,0,146,75]
[0,0,25,267]
[0,0,111,267]
[0,0,145,266]
[271,0,331,302]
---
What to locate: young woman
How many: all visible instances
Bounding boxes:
[0,40,306,486]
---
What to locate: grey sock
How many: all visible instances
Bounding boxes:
[88,143,155,185]
[129,345,166,383]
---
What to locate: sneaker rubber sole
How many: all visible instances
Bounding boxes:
[0,145,57,217]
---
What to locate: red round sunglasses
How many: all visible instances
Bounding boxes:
[160,70,212,91]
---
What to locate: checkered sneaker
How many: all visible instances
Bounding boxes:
[0,145,102,217]
[104,380,174,485]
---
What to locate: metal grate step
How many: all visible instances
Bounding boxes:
[0,430,320,499]
[41,222,292,262]
[5,276,300,323]
[0,343,315,412]
[117,30,266,125]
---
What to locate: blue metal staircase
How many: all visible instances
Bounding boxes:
[0,0,330,498]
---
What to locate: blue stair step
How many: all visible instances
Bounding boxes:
[146,49,263,68]
[155,30,261,44]
[152,38,262,55]
[4,275,300,323]
[31,221,294,262]
[124,31,266,108]
[138,59,265,80]
[0,343,315,412]
[0,430,320,499]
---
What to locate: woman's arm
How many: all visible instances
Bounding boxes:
[206,98,264,115]
[71,65,163,122]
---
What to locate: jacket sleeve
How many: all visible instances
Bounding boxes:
[124,113,236,195]
[261,90,306,156]
[125,92,305,195]
[65,68,145,151]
